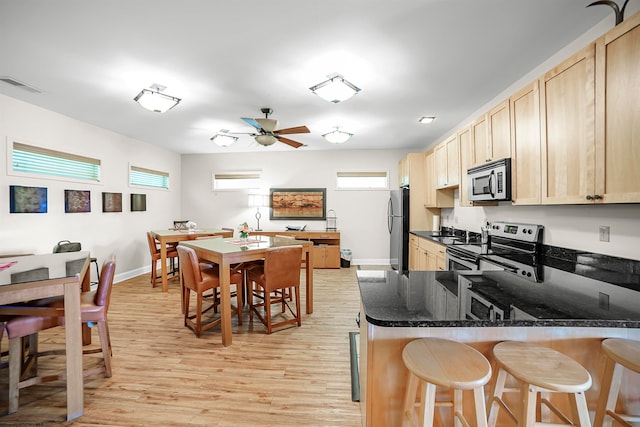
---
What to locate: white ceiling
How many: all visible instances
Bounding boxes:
[0,1,610,154]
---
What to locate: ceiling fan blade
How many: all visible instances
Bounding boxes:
[276,136,305,149]
[241,117,262,130]
[276,125,310,135]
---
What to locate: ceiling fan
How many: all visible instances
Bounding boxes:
[233,107,310,148]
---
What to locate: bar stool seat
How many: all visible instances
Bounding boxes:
[593,338,640,427]
[402,337,492,427]
[488,341,592,427]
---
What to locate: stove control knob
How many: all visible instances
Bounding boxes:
[528,229,533,234]
[527,272,532,277]
[521,271,526,276]
[522,228,528,234]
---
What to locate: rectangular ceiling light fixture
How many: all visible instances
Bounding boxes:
[309,73,361,104]
[133,83,181,113]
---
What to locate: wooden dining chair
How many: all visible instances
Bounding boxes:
[176,245,244,337]
[146,231,179,287]
[247,245,303,334]
[2,258,117,414]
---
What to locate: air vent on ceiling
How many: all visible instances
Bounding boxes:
[0,76,42,93]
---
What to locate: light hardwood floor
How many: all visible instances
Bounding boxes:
[0,266,363,426]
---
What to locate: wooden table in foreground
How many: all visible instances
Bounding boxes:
[181,236,314,346]
[0,252,90,421]
[150,228,233,292]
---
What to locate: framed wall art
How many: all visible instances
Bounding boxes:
[9,185,48,213]
[130,193,147,212]
[102,192,122,213]
[64,189,91,213]
[270,188,326,220]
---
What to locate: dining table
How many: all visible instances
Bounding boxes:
[0,251,90,421]
[150,228,234,292]
[180,236,314,346]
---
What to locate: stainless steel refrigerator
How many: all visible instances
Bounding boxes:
[388,188,409,272]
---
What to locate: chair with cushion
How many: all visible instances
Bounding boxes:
[247,245,303,334]
[176,245,244,337]
[2,258,117,414]
[53,240,100,284]
[146,231,179,287]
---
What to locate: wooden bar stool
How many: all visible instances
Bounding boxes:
[402,337,492,427]
[487,341,592,427]
[593,338,640,427]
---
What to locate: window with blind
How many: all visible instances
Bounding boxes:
[212,171,261,190]
[336,171,388,189]
[129,165,169,189]
[11,141,101,181]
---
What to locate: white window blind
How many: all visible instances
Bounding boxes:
[213,171,261,190]
[337,171,388,189]
[130,165,169,189]
[12,142,100,181]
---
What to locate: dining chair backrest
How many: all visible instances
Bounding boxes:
[146,231,160,257]
[173,220,189,230]
[263,245,302,292]
[177,245,204,287]
[94,258,116,309]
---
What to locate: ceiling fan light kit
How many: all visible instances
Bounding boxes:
[419,116,436,124]
[255,134,278,146]
[210,133,239,147]
[322,128,353,144]
[134,83,180,113]
[309,73,361,104]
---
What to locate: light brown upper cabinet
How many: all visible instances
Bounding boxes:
[593,13,640,203]
[424,150,454,208]
[434,135,459,189]
[540,44,596,204]
[471,99,511,167]
[488,100,512,162]
[510,81,542,205]
[399,153,434,230]
[457,126,474,207]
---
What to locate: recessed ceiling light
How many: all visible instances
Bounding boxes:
[419,116,436,124]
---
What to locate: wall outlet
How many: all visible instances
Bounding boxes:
[599,225,610,242]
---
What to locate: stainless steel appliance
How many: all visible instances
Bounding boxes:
[388,188,409,272]
[467,158,512,202]
[446,245,481,271]
[457,222,544,320]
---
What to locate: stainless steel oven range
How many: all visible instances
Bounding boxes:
[457,222,544,320]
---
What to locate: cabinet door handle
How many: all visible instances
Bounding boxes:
[594,194,602,200]
[586,195,593,200]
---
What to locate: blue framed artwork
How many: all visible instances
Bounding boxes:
[9,185,48,213]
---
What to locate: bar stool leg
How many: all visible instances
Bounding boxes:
[488,368,511,427]
[453,389,463,427]
[474,387,489,427]
[421,382,437,427]
[569,391,591,427]
[520,383,537,427]
[594,357,624,427]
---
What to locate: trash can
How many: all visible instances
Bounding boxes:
[340,248,352,268]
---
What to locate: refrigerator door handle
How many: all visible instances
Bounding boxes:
[387,198,393,233]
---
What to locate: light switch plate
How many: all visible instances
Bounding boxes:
[599,226,610,242]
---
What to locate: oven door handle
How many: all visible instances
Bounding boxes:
[447,250,477,264]
[482,257,519,274]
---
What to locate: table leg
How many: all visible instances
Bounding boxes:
[63,281,84,420]
[81,266,92,345]
[306,248,313,314]
[219,260,232,346]
[160,239,168,292]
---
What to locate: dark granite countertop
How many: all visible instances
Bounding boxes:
[357,252,640,328]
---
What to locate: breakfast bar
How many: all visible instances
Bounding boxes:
[357,253,640,426]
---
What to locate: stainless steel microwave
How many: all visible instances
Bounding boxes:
[467,158,512,202]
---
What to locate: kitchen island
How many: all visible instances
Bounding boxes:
[357,254,640,426]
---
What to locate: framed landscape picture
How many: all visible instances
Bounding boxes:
[64,189,91,213]
[9,185,48,213]
[102,192,122,213]
[130,193,146,212]
[270,188,326,220]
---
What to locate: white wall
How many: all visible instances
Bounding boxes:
[0,94,182,281]
[180,150,405,265]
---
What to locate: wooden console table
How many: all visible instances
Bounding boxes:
[251,230,341,268]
